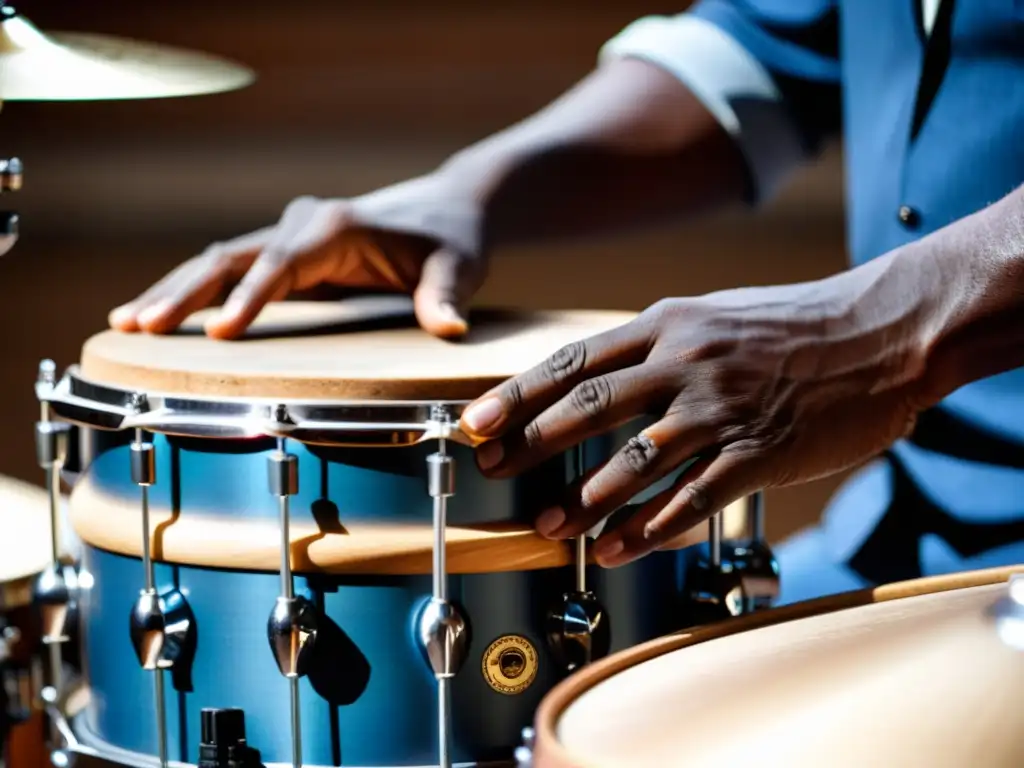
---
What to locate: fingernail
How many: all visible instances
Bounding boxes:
[137,301,171,327]
[593,536,625,565]
[219,299,245,320]
[462,397,503,434]
[476,440,504,471]
[535,507,566,538]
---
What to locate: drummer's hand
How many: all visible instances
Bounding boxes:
[459,265,936,567]
[108,195,487,340]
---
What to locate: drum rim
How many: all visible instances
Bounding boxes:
[41,365,477,448]
[530,563,1024,768]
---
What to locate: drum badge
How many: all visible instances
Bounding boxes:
[481,634,539,695]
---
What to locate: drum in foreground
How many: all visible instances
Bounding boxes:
[528,565,1024,768]
[38,298,756,767]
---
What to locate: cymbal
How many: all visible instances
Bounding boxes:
[0,8,254,101]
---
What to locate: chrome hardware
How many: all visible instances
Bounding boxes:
[416,405,468,768]
[126,425,171,768]
[0,158,21,256]
[730,492,779,612]
[992,574,1024,651]
[266,437,314,768]
[42,365,477,447]
[715,492,779,613]
[680,497,760,626]
[267,596,317,679]
[34,564,78,645]
[415,598,469,680]
[34,360,77,715]
[546,591,610,674]
[128,589,195,672]
[547,444,610,673]
[514,727,535,768]
[0,157,22,192]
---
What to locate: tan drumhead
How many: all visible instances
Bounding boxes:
[541,567,1024,768]
[0,474,54,585]
[81,297,637,400]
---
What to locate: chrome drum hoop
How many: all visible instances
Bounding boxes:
[38,366,473,448]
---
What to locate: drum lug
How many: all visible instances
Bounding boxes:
[546,590,610,674]
[547,444,611,674]
[266,595,318,678]
[415,596,470,679]
[129,587,196,672]
[34,563,80,645]
[729,538,781,613]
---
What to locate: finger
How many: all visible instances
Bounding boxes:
[108,227,273,333]
[533,414,716,540]
[477,363,675,477]
[460,317,654,440]
[203,247,294,339]
[413,248,487,339]
[590,457,713,567]
[596,450,761,567]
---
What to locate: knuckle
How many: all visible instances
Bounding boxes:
[522,420,545,450]
[683,477,715,514]
[616,434,660,477]
[543,341,587,383]
[569,376,614,417]
[502,377,526,412]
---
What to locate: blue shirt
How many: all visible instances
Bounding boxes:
[601,1,1024,560]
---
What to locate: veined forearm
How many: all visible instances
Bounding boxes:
[913,184,1024,402]
[351,58,746,255]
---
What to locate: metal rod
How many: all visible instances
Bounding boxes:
[154,669,168,768]
[709,512,723,568]
[279,493,293,601]
[432,438,448,602]
[574,443,587,591]
[136,433,155,594]
[438,676,451,768]
[289,676,302,768]
[45,464,60,563]
[47,642,62,715]
[748,492,765,542]
[273,436,302,768]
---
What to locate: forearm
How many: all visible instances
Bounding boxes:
[350,57,747,255]
[909,184,1024,402]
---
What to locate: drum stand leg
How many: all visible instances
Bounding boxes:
[32,360,75,750]
[415,406,469,768]
[266,437,317,768]
[545,443,610,675]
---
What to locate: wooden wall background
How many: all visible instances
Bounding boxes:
[1,0,850,543]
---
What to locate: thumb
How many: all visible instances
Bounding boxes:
[413,248,487,339]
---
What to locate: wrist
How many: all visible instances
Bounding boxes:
[912,192,1024,403]
[347,170,484,256]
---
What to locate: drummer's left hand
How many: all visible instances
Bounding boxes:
[459,259,941,567]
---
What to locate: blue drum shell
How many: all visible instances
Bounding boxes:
[73,426,696,766]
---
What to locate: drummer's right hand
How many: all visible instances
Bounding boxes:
[108,195,487,340]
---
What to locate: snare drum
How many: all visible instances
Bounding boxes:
[528,565,1024,768]
[39,299,752,768]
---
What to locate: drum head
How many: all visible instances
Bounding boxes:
[81,297,637,400]
[541,567,1024,768]
[0,474,53,587]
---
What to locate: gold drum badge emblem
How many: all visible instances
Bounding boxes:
[481,634,539,695]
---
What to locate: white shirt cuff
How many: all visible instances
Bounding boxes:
[599,15,809,203]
